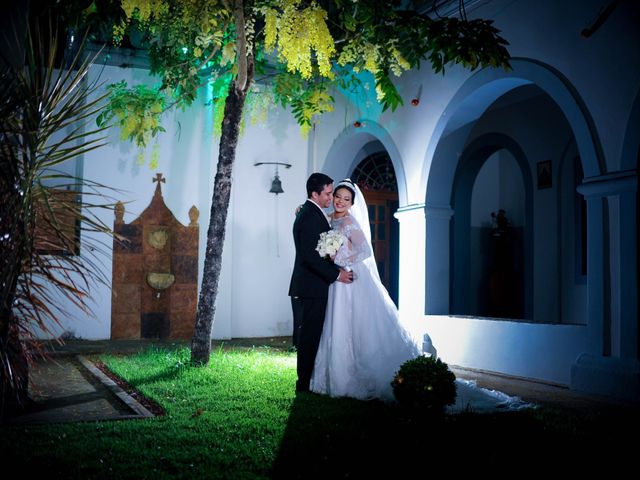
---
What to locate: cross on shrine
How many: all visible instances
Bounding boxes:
[153,173,166,184]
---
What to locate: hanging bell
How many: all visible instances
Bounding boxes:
[269,174,284,194]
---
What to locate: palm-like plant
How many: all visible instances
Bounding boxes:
[0,21,114,417]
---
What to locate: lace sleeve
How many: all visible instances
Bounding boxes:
[334,217,372,267]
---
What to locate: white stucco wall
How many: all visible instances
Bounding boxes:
[227,112,308,338]
[41,64,309,340]
[423,315,589,385]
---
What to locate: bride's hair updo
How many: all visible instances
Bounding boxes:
[335,179,356,200]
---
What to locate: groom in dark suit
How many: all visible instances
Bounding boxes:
[289,173,353,392]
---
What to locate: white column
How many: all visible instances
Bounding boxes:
[577,170,637,354]
[619,188,638,359]
[424,204,454,314]
[585,196,605,353]
[572,170,639,400]
[394,204,426,317]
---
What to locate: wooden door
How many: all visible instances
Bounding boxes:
[361,190,399,305]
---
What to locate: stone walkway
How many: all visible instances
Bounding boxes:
[4,337,637,424]
[450,365,636,412]
[6,355,153,424]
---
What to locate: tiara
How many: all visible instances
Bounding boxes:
[336,178,355,189]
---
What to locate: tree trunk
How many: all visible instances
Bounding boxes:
[190,0,255,366]
[190,80,250,366]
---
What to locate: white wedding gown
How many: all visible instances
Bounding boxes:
[310,213,421,402]
[310,208,532,413]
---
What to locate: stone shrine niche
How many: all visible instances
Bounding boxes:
[111,173,199,340]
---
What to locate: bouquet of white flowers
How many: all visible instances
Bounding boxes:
[316,229,344,259]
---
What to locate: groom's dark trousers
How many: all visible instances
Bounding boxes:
[289,201,339,392]
[291,297,328,390]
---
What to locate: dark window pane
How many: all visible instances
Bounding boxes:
[370,223,375,240]
[368,205,375,220]
[351,151,398,191]
[378,206,385,222]
[378,223,386,240]
[377,261,385,278]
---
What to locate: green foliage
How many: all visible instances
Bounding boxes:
[391,355,457,412]
[206,71,233,136]
[273,71,335,134]
[92,0,511,147]
[96,81,166,146]
[335,3,511,111]
[375,70,404,112]
[423,17,511,74]
[117,0,233,106]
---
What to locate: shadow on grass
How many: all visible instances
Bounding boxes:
[272,394,508,477]
[270,392,640,477]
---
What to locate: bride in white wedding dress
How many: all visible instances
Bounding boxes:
[310,179,531,412]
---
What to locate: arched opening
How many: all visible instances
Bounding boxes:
[451,139,531,319]
[352,151,400,305]
[322,123,408,308]
[558,141,588,325]
[468,150,525,318]
[322,122,408,206]
[424,60,604,325]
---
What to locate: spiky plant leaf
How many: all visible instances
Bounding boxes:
[0,21,117,413]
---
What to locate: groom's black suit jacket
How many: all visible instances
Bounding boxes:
[288,200,340,298]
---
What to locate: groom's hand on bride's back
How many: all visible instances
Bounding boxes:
[337,269,353,283]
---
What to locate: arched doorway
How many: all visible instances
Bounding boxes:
[352,152,400,305]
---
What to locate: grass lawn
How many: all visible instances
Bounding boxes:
[1,345,637,478]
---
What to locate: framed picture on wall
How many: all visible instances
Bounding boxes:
[537,160,552,189]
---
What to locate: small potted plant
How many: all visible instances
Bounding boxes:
[391,356,457,414]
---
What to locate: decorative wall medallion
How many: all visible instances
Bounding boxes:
[148,228,168,249]
[146,272,175,290]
